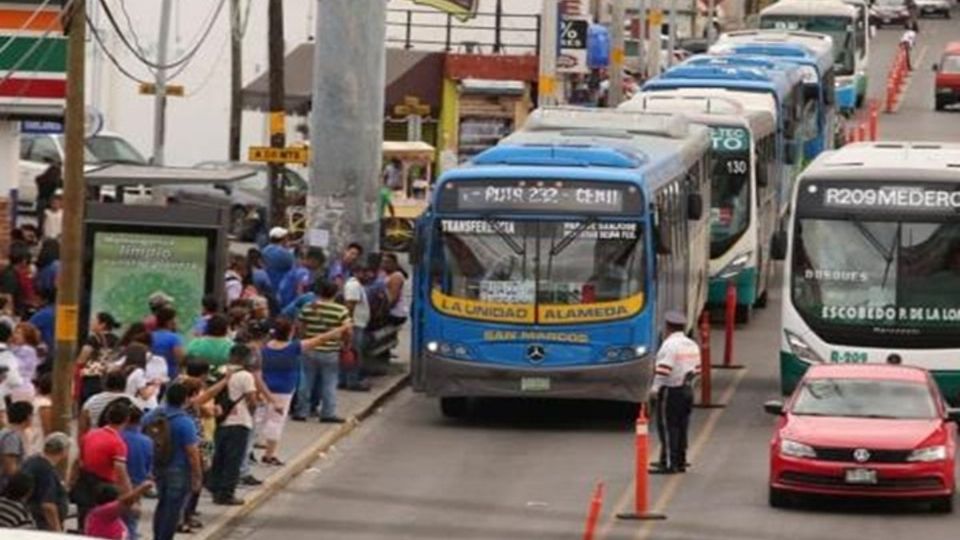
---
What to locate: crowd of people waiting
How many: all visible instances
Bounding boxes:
[0,224,409,540]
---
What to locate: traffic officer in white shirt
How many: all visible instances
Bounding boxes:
[649,310,701,474]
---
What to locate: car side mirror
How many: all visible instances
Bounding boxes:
[687,193,703,221]
[771,230,788,261]
[764,400,785,416]
[947,408,960,423]
[932,63,940,72]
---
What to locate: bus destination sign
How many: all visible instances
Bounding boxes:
[798,180,960,216]
[437,179,642,214]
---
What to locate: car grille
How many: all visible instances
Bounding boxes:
[813,447,912,463]
[780,472,943,491]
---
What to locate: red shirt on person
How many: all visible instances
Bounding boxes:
[80,426,127,483]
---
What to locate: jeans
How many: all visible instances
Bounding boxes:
[153,466,192,540]
[239,413,260,477]
[295,350,339,418]
[209,425,250,501]
[123,508,140,540]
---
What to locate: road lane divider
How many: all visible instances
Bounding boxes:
[616,405,667,521]
[695,311,724,409]
[717,281,743,369]
[583,481,605,540]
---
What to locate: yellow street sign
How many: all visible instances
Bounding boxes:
[394,95,430,118]
[248,146,309,164]
[649,9,664,26]
[138,82,185,97]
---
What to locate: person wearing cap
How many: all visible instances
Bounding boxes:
[262,227,295,293]
[649,310,700,475]
[143,292,173,333]
[75,312,121,405]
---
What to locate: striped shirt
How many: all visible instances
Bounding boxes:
[0,497,34,529]
[299,300,349,352]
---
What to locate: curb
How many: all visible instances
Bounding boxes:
[193,373,411,540]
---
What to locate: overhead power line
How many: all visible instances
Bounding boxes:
[97,0,227,72]
[86,12,151,85]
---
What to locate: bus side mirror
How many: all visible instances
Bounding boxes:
[410,233,423,266]
[771,230,787,261]
[869,25,877,38]
[784,141,797,166]
[687,193,703,221]
[756,164,769,188]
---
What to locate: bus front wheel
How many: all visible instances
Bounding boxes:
[440,397,470,418]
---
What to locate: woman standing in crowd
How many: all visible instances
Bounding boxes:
[75,312,121,405]
[10,323,41,402]
[122,343,161,411]
[259,317,350,465]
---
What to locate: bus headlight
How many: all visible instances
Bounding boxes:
[716,252,752,280]
[635,346,648,357]
[784,330,826,364]
[426,341,439,353]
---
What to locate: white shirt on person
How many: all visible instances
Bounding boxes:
[901,30,916,47]
[223,369,256,429]
[344,277,370,329]
[43,209,62,239]
[651,332,701,392]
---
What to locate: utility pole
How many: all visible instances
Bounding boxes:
[649,0,662,77]
[152,0,173,165]
[268,0,286,229]
[538,0,559,106]
[609,0,625,107]
[309,0,387,253]
[229,0,242,161]
[706,0,717,43]
[666,0,677,68]
[637,0,647,81]
[52,0,85,435]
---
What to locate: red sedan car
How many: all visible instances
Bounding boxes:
[765,364,958,512]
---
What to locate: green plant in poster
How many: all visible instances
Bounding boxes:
[90,232,208,337]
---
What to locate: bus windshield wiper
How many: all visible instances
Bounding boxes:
[485,218,525,256]
[845,215,897,288]
[550,218,596,256]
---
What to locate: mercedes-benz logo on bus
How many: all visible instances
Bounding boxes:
[526,345,546,363]
[853,448,871,463]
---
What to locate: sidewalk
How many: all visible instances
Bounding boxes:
[131,334,410,540]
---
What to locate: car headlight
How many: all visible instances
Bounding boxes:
[784,329,826,364]
[780,439,816,459]
[716,252,752,280]
[907,445,948,462]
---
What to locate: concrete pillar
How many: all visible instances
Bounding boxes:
[308,0,387,255]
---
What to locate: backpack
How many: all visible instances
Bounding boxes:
[143,409,181,469]
[364,281,392,331]
[214,382,242,425]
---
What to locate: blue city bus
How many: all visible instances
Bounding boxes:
[409,108,712,416]
[682,53,829,163]
[622,95,780,323]
[708,30,838,160]
[642,64,802,222]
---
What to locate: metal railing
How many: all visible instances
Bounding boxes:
[386,8,540,54]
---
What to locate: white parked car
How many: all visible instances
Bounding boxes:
[18,131,151,212]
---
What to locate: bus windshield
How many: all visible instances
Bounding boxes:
[435,219,645,316]
[709,127,751,258]
[791,217,960,345]
[761,16,855,75]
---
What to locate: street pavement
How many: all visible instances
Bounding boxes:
[213,16,960,540]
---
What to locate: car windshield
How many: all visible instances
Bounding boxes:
[82,135,148,165]
[709,126,751,258]
[792,378,938,419]
[433,219,645,322]
[942,55,960,74]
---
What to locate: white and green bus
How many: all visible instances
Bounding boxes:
[759,0,868,113]
[622,94,779,322]
[773,142,960,401]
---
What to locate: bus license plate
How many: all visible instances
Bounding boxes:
[521,377,551,392]
[845,468,877,484]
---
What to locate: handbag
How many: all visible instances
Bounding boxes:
[339,347,357,370]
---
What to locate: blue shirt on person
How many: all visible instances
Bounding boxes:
[142,405,199,470]
[151,329,184,379]
[261,340,303,394]
[122,425,154,485]
[35,261,59,294]
[262,243,294,291]
[277,265,312,309]
[281,293,315,319]
[29,305,55,352]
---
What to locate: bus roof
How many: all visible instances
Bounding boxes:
[446,108,712,195]
[655,64,800,96]
[620,93,778,139]
[682,54,814,84]
[637,86,779,118]
[802,142,960,182]
[760,0,857,18]
[711,30,835,74]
